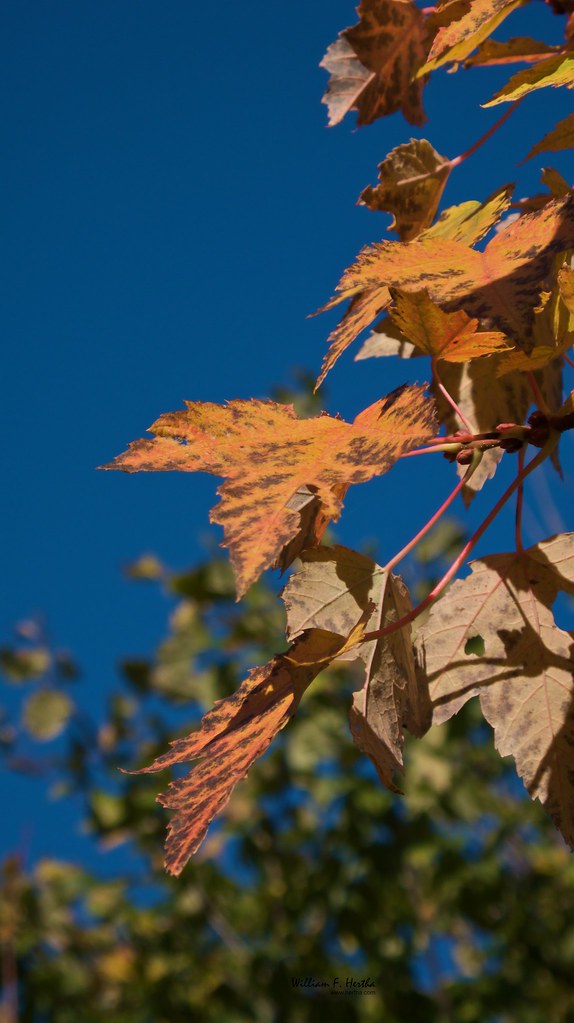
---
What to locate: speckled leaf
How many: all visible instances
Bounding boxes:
[484,53,574,105]
[497,261,574,376]
[415,535,574,721]
[524,112,574,162]
[423,183,515,244]
[419,0,527,75]
[389,288,511,361]
[135,624,370,874]
[464,36,559,67]
[283,546,430,789]
[321,0,429,127]
[415,537,574,848]
[359,139,451,240]
[103,388,436,598]
[318,194,574,383]
[316,287,391,390]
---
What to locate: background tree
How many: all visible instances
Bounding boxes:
[3,486,574,1020]
[3,0,574,1019]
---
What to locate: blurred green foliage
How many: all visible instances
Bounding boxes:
[2,534,574,1023]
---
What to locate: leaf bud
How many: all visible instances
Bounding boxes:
[456,448,474,465]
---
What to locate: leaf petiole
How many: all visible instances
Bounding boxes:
[362,433,558,643]
[448,100,522,169]
[383,453,481,574]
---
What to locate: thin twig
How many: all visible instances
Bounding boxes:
[401,443,462,457]
[515,446,525,554]
[362,434,558,643]
[449,100,522,168]
[526,371,549,414]
[384,457,479,574]
[432,357,474,432]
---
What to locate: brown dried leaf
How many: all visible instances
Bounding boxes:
[272,483,349,574]
[103,388,437,597]
[415,536,574,721]
[283,546,430,790]
[321,0,429,128]
[415,537,574,848]
[359,139,451,241]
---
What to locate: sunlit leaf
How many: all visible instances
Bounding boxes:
[318,193,574,384]
[484,53,574,105]
[388,288,511,361]
[135,622,371,874]
[103,389,436,597]
[419,0,527,75]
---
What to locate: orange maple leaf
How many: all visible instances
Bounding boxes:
[134,623,371,875]
[388,288,511,361]
[102,388,436,598]
[317,193,574,386]
[321,0,429,127]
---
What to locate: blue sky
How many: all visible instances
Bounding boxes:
[2,0,573,866]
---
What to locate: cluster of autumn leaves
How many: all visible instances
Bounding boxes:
[104,0,574,874]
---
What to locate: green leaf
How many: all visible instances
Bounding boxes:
[0,646,50,683]
[23,689,73,740]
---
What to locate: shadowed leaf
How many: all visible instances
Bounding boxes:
[496,260,574,376]
[415,535,574,721]
[283,545,430,790]
[416,536,574,847]
[355,314,418,361]
[321,0,429,128]
[359,139,451,240]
